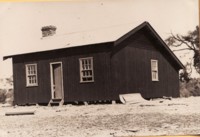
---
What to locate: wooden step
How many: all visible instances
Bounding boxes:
[50,102,60,106]
[48,99,64,106]
[52,98,62,102]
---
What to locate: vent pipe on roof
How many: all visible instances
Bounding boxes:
[41,25,57,37]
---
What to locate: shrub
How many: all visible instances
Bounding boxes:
[5,89,14,105]
[180,78,200,97]
[0,89,7,103]
[180,88,191,97]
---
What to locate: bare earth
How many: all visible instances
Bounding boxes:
[0,96,200,137]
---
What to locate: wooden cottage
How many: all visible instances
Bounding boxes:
[3,22,184,105]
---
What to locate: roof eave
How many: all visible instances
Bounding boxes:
[3,41,114,61]
[3,56,12,61]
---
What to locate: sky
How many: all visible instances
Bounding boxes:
[0,0,199,78]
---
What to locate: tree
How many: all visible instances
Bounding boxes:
[165,26,200,82]
[179,62,192,83]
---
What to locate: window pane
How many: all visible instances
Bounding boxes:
[28,67,30,74]
[29,76,32,84]
[83,71,86,76]
[33,66,35,72]
[31,66,34,74]
[31,76,34,84]
[33,76,35,83]
[88,64,91,69]
[152,61,157,71]
[83,77,87,81]
[32,77,34,84]
[82,63,85,70]
[84,59,87,65]
[30,66,33,72]
[33,68,35,74]
[82,60,84,66]
[152,72,156,79]
[88,77,92,81]
[90,70,93,76]
[35,76,37,83]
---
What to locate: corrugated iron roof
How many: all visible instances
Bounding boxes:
[3,21,184,69]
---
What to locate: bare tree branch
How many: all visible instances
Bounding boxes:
[170,33,195,50]
[172,42,184,47]
[173,48,192,52]
[166,26,200,78]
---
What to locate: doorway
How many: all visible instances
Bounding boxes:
[50,62,64,99]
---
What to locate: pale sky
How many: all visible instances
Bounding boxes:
[0,0,199,78]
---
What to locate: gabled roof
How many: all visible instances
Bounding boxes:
[3,21,184,69]
[114,21,184,69]
[3,21,140,59]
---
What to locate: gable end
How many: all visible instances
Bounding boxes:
[114,21,184,70]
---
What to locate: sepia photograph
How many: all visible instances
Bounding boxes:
[0,0,199,137]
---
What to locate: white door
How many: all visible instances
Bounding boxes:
[50,62,64,99]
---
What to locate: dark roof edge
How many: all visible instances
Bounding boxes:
[3,41,114,60]
[114,21,148,45]
[145,22,185,69]
[3,55,13,60]
[114,21,185,69]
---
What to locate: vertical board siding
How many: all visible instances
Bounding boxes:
[63,52,111,102]
[37,60,51,103]
[13,44,113,105]
[13,60,27,104]
[111,29,180,99]
[110,48,127,100]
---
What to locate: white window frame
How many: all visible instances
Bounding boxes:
[25,63,38,87]
[151,59,159,81]
[79,57,94,83]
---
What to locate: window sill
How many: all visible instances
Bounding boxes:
[152,80,159,82]
[26,84,38,87]
[80,80,94,83]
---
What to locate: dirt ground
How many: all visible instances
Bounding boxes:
[0,96,200,137]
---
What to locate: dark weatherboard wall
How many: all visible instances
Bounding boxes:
[111,28,180,99]
[12,43,113,105]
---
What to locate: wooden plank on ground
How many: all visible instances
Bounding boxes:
[5,111,35,116]
[119,93,146,104]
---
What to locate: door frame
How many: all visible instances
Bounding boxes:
[50,62,64,99]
